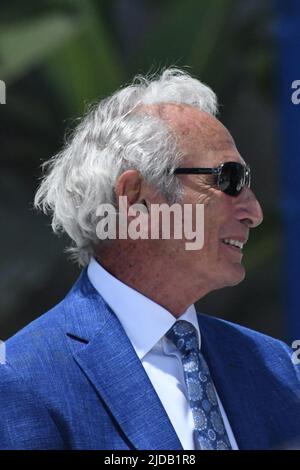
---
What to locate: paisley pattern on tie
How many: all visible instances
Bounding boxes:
[166,320,232,450]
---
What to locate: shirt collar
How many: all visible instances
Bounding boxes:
[87,257,201,359]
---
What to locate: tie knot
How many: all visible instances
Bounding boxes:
[166,320,199,356]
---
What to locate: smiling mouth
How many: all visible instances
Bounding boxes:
[221,238,246,253]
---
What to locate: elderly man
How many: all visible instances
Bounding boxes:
[0,69,299,450]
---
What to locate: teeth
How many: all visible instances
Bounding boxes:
[222,238,244,249]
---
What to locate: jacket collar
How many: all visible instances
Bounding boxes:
[64,269,182,450]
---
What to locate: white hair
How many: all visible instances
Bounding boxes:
[34,68,218,266]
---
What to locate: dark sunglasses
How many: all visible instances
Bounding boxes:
[173,161,251,197]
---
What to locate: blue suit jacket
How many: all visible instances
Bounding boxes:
[1,269,300,450]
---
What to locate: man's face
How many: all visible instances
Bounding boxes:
[157,105,264,293]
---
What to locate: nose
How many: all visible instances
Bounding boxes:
[235,188,263,228]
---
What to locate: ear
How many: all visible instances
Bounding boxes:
[115,170,145,207]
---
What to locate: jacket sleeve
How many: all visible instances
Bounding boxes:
[0,363,65,450]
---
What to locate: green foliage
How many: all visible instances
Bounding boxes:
[0,14,80,81]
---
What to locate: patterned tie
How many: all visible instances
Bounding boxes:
[166,320,232,450]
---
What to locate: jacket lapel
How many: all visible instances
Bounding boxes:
[64,270,182,450]
[198,313,273,450]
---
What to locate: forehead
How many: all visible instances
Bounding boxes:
[148,103,245,167]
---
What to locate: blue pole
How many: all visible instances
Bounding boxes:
[275,0,300,341]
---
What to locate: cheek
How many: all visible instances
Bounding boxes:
[203,207,224,237]
[182,191,233,251]
[203,203,233,251]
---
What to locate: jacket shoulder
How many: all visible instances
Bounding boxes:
[2,268,97,374]
[0,270,94,449]
[197,312,300,382]
[0,361,65,449]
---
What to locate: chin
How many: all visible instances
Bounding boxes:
[227,264,246,286]
[217,262,246,288]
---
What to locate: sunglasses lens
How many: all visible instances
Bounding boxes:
[218,163,247,196]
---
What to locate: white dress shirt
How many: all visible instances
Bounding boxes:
[87,257,238,450]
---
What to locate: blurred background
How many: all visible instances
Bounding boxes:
[0,0,299,343]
